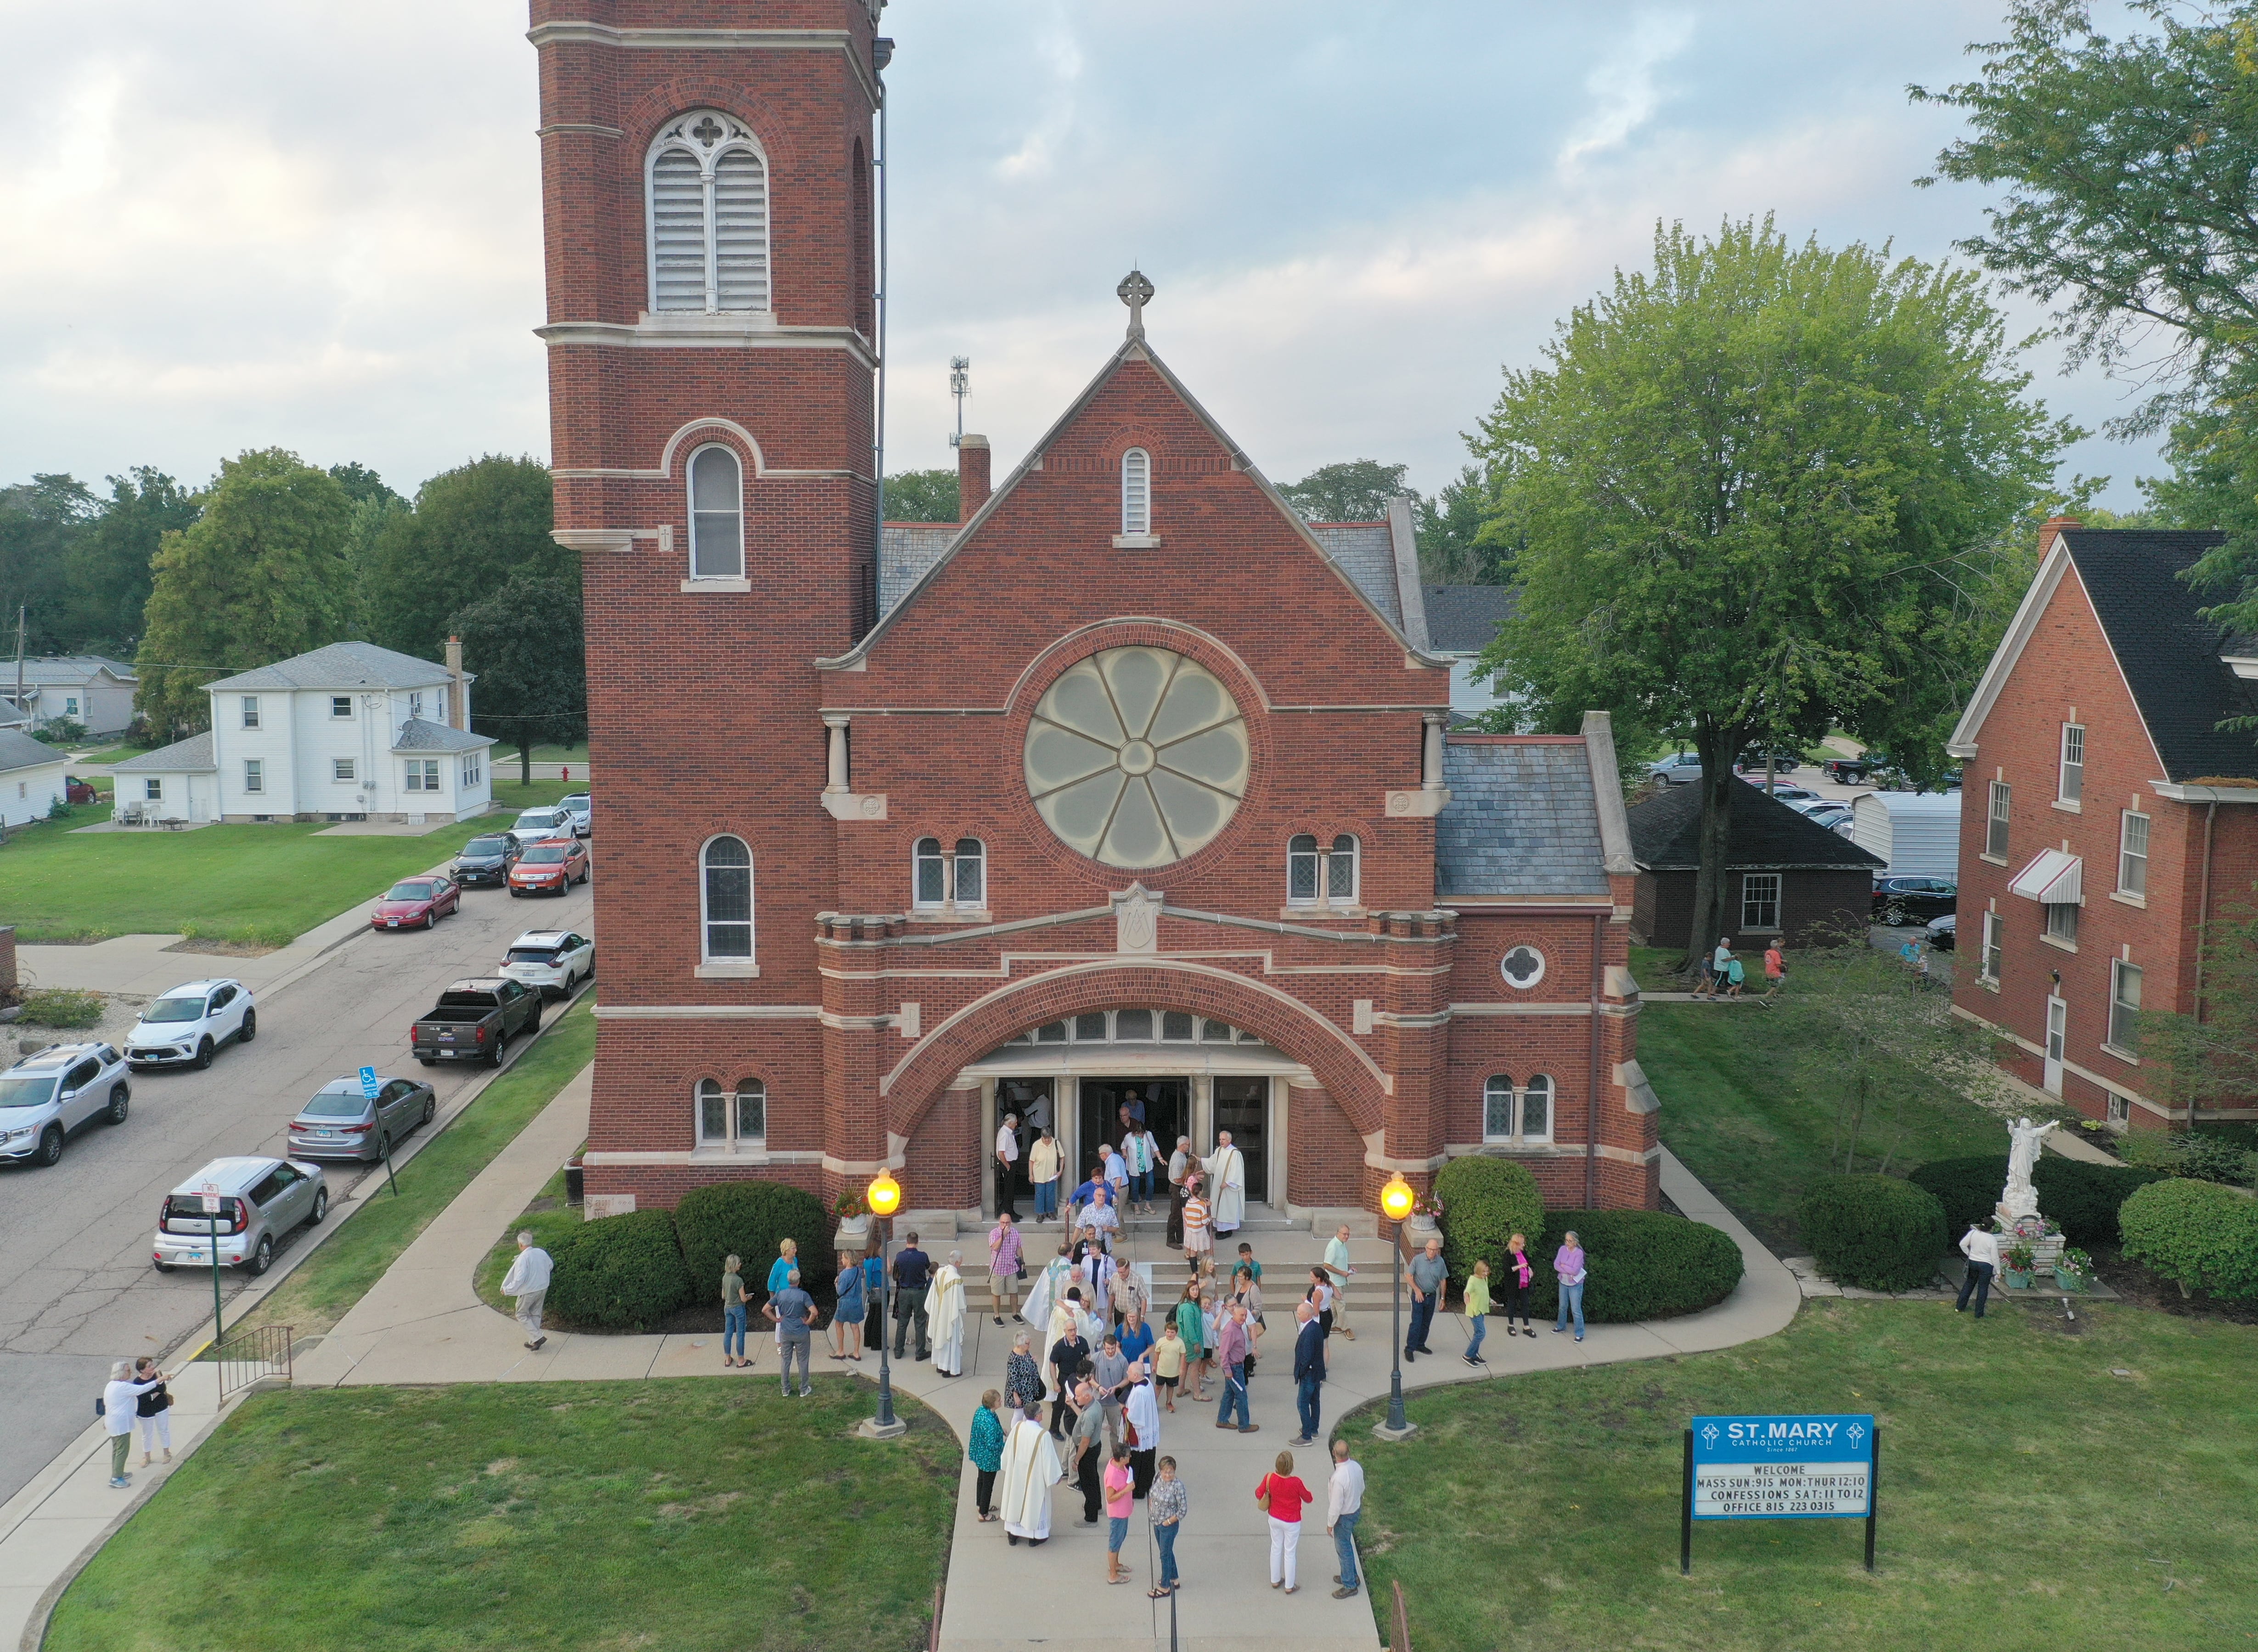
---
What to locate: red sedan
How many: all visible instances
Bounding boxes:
[371,874,461,930]
[509,837,589,897]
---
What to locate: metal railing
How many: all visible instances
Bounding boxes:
[215,1323,293,1400]
[1389,1577,1413,1652]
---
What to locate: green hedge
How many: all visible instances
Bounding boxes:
[1906,1156,2005,1239]
[1909,1154,2171,1247]
[546,1210,693,1330]
[2120,1179,2258,1301]
[1436,1156,1545,1291]
[1517,1210,1745,1322]
[1798,1175,1947,1291]
[673,1180,832,1310]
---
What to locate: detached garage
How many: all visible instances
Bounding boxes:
[0,730,68,828]
[1627,778,1885,950]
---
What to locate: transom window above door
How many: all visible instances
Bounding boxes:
[998,1010,1270,1050]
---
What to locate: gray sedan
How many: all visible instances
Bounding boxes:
[286,1075,436,1161]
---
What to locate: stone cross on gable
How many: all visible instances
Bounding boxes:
[1118,269,1154,341]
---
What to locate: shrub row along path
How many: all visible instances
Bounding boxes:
[274,1069,1796,1652]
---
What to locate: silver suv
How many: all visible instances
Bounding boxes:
[0,1043,131,1168]
[152,1156,328,1276]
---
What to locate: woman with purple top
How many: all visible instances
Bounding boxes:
[1552,1230,1587,1342]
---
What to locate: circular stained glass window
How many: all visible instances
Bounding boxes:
[1501,946,1545,990]
[1024,646,1250,868]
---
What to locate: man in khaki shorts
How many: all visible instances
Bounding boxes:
[1322,1223,1357,1340]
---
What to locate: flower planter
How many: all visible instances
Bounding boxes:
[1404,1212,1442,1244]
[2002,1268,2035,1290]
[2052,1268,2087,1293]
[833,1214,873,1254]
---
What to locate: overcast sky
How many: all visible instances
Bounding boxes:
[0,0,2156,507]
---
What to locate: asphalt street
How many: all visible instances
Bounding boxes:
[0,871,594,1507]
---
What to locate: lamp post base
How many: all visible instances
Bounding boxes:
[1371,1419,1419,1443]
[856,1415,909,1441]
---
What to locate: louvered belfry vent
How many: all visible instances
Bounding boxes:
[646,110,771,315]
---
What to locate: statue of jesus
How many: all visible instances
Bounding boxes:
[1999,1116,2057,1221]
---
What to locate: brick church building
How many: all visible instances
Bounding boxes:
[531,0,1657,1226]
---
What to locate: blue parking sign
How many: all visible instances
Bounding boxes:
[359,1065,380,1100]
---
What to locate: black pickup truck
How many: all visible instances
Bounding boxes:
[410,978,543,1067]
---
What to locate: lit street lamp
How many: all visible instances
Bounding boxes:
[859,1168,907,1440]
[1376,1173,1418,1440]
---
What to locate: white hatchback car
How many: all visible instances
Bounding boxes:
[508,807,573,846]
[124,979,256,1070]
[498,930,595,1000]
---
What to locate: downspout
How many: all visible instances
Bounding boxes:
[1587,910,1604,1208]
[2191,796,2217,1128]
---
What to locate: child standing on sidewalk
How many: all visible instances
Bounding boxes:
[1462,1259,1492,1366]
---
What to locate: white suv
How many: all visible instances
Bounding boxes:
[498,930,594,1000]
[508,807,572,846]
[0,1043,132,1168]
[124,979,257,1070]
[151,1156,328,1276]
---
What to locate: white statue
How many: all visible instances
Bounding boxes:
[1999,1116,2057,1222]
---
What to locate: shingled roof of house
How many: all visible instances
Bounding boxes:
[1627,777,1883,872]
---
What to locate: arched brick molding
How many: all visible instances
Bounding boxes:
[877,960,1388,1142]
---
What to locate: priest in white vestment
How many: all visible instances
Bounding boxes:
[1000,1407,1062,1544]
[1204,1131,1247,1234]
[926,1251,967,1378]
[1021,1248,1072,1334]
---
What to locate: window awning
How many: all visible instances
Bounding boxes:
[2008,848,2081,905]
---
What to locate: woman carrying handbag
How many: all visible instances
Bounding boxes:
[1254,1449,1316,1593]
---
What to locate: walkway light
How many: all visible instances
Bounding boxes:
[1380,1173,1415,1223]
[867,1168,902,1218]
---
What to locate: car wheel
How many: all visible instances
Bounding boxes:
[238,1009,256,1044]
[34,1125,63,1168]
[152,1260,174,1274]
[107,1083,130,1125]
[194,1037,214,1071]
[424,909,437,930]
[526,1006,542,1035]
[309,1188,329,1225]
[417,1057,436,1068]
[1884,904,1908,926]
[246,1235,274,1276]
[422,1094,435,1126]
[509,888,522,899]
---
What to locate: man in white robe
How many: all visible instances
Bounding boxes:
[1204,1131,1247,1234]
[1021,1248,1072,1333]
[926,1251,968,1378]
[1000,1407,1063,1544]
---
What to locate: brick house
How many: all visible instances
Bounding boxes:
[1626,778,1884,951]
[532,0,1657,1227]
[1947,521,2258,1130]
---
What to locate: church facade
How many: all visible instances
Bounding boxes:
[531,0,1658,1227]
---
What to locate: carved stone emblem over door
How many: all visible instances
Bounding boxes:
[1113,883,1164,953]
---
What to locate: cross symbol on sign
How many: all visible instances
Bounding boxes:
[1700,1424,1719,1447]
[1848,1423,1867,1444]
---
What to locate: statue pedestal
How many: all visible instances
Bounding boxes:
[1997,1209,2062,1277]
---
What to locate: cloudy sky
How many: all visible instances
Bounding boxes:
[0,0,2156,507]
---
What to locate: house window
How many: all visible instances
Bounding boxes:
[2108,959,2142,1054]
[700,835,754,960]
[2045,901,2078,944]
[696,1077,767,1148]
[1160,1010,1196,1042]
[1121,448,1151,536]
[1288,834,1320,904]
[2106,1092,2130,1126]
[144,779,162,801]
[241,697,260,729]
[647,110,770,314]
[1483,1074,1554,1142]
[1287,833,1359,907]
[409,691,423,721]
[64,697,78,717]
[2118,810,2149,897]
[687,445,744,580]
[1074,1012,1109,1041]
[1987,781,2010,857]
[1327,834,1358,903]
[332,697,353,719]
[1032,1021,1068,1043]
[912,837,946,907]
[1980,911,2003,984]
[1520,1076,1553,1141]
[2058,722,2084,803]
[954,838,985,906]
[243,760,263,794]
[1741,872,1782,932]
[460,754,482,787]
[1483,1076,1515,1141]
[404,760,439,792]
[332,758,355,782]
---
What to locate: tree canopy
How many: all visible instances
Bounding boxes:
[360,456,564,660]
[1276,460,1408,524]
[448,572,589,782]
[884,468,961,524]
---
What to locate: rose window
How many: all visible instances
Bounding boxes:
[1024,646,1250,868]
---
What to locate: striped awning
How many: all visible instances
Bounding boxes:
[2008,848,2081,905]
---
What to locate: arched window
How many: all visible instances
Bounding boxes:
[1520,1075,1553,1142]
[1288,833,1359,908]
[688,445,744,579]
[1287,834,1320,904]
[647,111,771,314]
[1121,448,1151,536]
[1483,1075,1516,1141]
[1483,1074,1553,1142]
[1327,834,1360,904]
[851,138,873,338]
[701,836,753,960]
[913,836,946,907]
[954,837,986,907]
[697,1077,766,1149]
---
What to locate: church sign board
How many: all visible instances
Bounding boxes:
[1681,1413,1878,1573]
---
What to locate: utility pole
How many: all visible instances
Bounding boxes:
[14,605,24,732]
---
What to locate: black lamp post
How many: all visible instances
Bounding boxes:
[1377,1173,1417,1440]
[860,1169,907,1439]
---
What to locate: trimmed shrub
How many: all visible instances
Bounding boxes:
[546,1210,693,1330]
[1436,1155,1545,1290]
[673,1180,831,1310]
[1521,1209,1745,1322]
[1907,1156,2007,1239]
[2033,1158,2173,1246]
[2120,1179,2258,1301]
[2171,1132,2258,1188]
[1798,1175,1948,1291]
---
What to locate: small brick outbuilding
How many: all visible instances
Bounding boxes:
[1627,778,1884,951]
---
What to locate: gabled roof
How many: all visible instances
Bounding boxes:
[1434,718,1632,899]
[112,731,216,773]
[0,729,66,775]
[11,656,138,685]
[1422,584,1516,654]
[1626,777,1884,873]
[204,641,462,694]
[391,718,493,753]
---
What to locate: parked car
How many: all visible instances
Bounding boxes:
[372,873,461,931]
[287,1074,436,1161]
[65,776,97,805]
[410,977,544,1066]
[508,807,573,846]
[1872,875,1958,925]
[1925,912,1957,952]
[1733,746,1803,774]
[0,1043,130,1168]
[1821,752,1881,786]
[509,837,589,896]
[1746,783,1820,803]
[557,793,592,837]
[1649,753,1704,785]
[124,979,256,1070]
[151,1155,327,1276]
[452,831,524,888]
[500,930,596,999]
[1791,799,1853,829]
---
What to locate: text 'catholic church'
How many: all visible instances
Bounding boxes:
[533,0,1659,1229]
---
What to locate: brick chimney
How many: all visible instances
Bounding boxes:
[2037,515,2082,558]
[444,635,466,729]
[957,435,991,523]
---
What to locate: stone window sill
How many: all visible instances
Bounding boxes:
[2109,890,2147,909]
[681,577,751,593]
[1979,852,2008,867]
[2052,798,2082,814]
[690,1143,770,1161]
[695,959,761,978]
[1112,534,1162,549]
[1280,905,1366,922]
[1978,974,2000,993]
[2100,1043,2140,1066]
[906,909,994,925]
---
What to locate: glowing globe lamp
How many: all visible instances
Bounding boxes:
[867,1169,902,1218]
[1380,1173,1415,1223]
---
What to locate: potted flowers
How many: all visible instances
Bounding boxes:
[2053,1246,2093,1293]
[2002,1242,2037,1290]
[832,1190,872,1254]
[1405,1192,1444,1244]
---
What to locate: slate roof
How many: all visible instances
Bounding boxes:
[1435,739,1611,896]
[391,718,493,753]
[0,729,67,775]
[2061,530,2258,782]
[203,641,460,694]
[880,522,958,616]
[1627,777,1884,871]
[111,731,215,773]
[1307,523,1402,629]
[1421,585,1517,654]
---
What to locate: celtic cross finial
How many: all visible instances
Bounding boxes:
[1117,269,1154,341]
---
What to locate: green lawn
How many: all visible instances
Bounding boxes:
[1359,1298,2258,1652]
[45,1379,957,1652]
[0,778,576,946]
[221,997,595,1343]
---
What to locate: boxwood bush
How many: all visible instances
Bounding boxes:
[1798,1175,1948,1291]
[1909,1154,2171,1247]
[2119,1179,2258,1301]
[1520,1209,1745,1322]
[1906,1156,2006,1239]
[1436,1155,1545,1290]
[673,1180,831,1309]
[546,1210,693,1331]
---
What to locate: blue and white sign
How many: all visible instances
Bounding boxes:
[1691,1414,1874,1520]
[358,1065,381,1101]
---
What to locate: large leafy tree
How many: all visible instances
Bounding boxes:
[58,469,199,653]
[1277,459,1408,523]
[449,573,588,783]
[135,449,355,733]
[883,468,960,523]
[362,456,566,660]
[0,475,96,653]
[1472,219,2075,956]
[1414,465,1508,584]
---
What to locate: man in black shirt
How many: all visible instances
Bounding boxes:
[892,1231,932,1361]
[1048,1293,1091,1437]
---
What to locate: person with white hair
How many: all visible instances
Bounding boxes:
[1000,1404,1062,1545]
[928,1248,969,1378]
[101,1360,171,1488]
[502,1229,553,1351]
[1204,1131,1247,1235]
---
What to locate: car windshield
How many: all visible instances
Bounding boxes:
[517,811,560,827]
[507,947,558,964]
[562,795,589,809]
[143,997,207,1022]
[385,881,436,901]
[521,845,569,864]
[462,836,511,857]
[0,1076,60,1108]
[299,1090,369,1118]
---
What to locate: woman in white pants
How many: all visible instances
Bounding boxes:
[133,1356,172,1464]
[1255,1449,1317,1593]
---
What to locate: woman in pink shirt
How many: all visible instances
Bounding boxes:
[1104,1443,1136,1584]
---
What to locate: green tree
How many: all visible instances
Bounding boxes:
[0,475,96,653]
[1414,465,1507,583]
[58,469,199,653]
[135,449,355,733]
[449,573,587,783]
[2141,891,2258,1126]
[1277,459,1408,523]
[1471,220,2075,956]
[883,468,960,524]
[362,457,565,660]
[326,462,400,509]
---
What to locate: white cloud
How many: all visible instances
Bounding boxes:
[1556,11,1697,175]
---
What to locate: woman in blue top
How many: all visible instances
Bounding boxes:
[863,1248,888,1354]
[969,1389,1007,1522]
[766,1239,800,1295]
[833,1249,867,1361]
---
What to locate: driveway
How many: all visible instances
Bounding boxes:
[0,873,594,1507]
